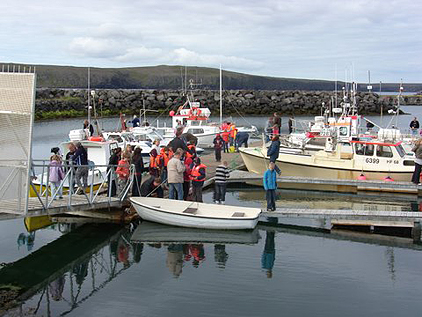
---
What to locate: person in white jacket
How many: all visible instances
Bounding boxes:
[167,148,185,200]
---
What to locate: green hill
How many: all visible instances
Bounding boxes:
[5,63,422,91]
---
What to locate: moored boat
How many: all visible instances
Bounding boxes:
[240,137,415,182]
[130,197,261,230]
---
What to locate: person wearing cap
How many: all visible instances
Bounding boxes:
[132,115,140,128]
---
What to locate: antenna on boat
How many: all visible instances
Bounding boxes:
[367,70,372,93]
[87,67,91,124]
[220,64,223,125]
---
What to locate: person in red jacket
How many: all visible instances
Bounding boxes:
[213,134,223,162]
[221,131,230,153]
[183,155,193,200]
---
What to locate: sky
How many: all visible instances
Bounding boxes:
[1,0,421,83]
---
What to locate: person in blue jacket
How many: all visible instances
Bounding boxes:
[263,162,277,211]
[266,135,281,175]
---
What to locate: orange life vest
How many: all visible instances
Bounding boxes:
[191,164,207,181]
[221,131,230,142]
[186,144,196,158]
[159,152,170,167]
[149,155,158,168]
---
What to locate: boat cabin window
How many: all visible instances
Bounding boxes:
[191,121,201,126]
[396,144,406,157]
[188,128,204,134]
[107,134,123,143]
[354,143,374,156]
[133,134,148,142]
[339,127,349,137]
[376,145,393,158]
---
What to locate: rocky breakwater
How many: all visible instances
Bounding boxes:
[35,89,422,119]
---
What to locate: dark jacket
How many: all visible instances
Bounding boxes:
[235,132,249,145]
[84,123,94,136]
[410,120,420,129]
[267,140,280,162]
[412,144,422,159]
[140,177,164,197]
[169,137,189,153]
[73,147,88,166]
[182,133,198,146]
[132,155,146,175]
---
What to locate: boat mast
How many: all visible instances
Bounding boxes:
[87,67,91,124]
[220,64,222,125]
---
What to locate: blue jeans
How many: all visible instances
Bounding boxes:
[169,183,183,200]
[214,183,227,202]
[266,189,276,210]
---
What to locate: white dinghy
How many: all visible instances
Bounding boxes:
[130,197,261,230]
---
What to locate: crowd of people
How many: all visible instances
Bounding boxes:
[102,126,231,203]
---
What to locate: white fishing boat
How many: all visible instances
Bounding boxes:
[240,136,415,182]
[130,197,261,230]
[30,138,118,197]
[130,221,261,244]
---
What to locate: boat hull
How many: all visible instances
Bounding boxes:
[130,198,260,230]
[240,147,414,182]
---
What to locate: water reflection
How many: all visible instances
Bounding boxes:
[2,223,132,316]
[3,218,422,316]
[214,245,229,268]
[261,231,276,278]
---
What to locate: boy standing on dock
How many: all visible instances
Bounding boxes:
[263,162,277,211]
[214,161,230,204]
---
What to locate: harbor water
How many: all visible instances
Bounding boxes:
[2,109,422,315]
[2,188,422,316]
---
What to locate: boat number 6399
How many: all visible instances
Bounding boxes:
[365,158,379,164]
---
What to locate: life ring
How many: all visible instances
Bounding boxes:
[191,108,201,117]
[89,136,104,142]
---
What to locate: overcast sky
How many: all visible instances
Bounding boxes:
[1,0,421,83]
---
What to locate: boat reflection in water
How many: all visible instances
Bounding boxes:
[131,221,261,277]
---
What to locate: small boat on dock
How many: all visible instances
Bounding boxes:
[130,197,261,230]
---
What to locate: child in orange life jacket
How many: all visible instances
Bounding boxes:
[116,151,131,195]
[157,147,171,185]
[190,157,206,202]
[149,149,160,177]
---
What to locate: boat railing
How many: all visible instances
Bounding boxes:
[30,159,135,211]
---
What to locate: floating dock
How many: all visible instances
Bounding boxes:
[226,170,422,195]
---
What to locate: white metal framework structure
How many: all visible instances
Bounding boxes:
[0,70,36,214]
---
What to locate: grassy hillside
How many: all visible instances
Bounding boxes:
[6,63,422,91]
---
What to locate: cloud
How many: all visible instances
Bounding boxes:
[2,0,422,81]
[68,37,124,58]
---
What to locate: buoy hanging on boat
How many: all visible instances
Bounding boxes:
[357,173,367,180]
[384,176,394,182]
